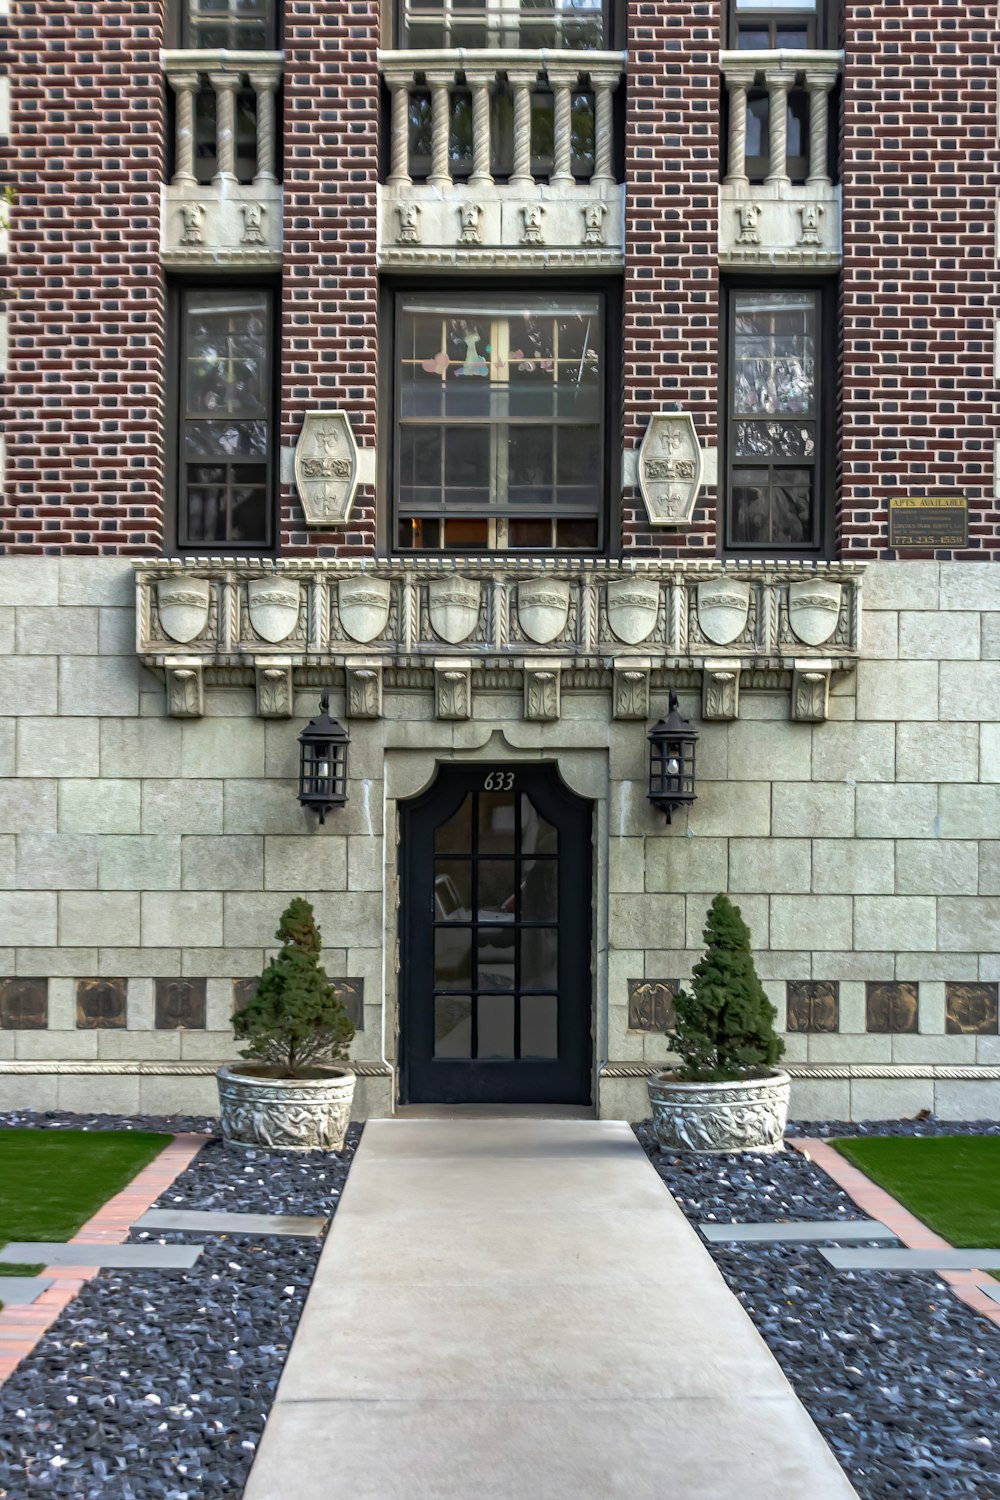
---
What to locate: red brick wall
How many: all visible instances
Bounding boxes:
[278,0,380,556]
[0,1,166,555]
[621,0,721,556]
[839,0,1000,559]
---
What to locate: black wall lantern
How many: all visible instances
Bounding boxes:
[298,692,350,823]
[647,690,698,822]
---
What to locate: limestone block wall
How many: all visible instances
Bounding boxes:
[0,556,998,1122]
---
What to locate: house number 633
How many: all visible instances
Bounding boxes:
[483,771,515,791]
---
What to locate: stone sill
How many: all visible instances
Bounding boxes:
[719,181,841,268]
[161,181,283,267]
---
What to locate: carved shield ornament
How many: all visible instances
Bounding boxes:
[696,579,751,646]
[517,579,570,645]
[246,577,301,644]
[338,576,392,645]
[293,410,360,528]
[156,577,211,644]
[606,578,659,645]
[428,577,482,645]
[787,579,842,648]
[637,412,703,528]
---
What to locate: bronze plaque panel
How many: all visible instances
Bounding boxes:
[889,496,968,549]
[155,978,207,1031]
[232,977,364,1029]
[0,978,48,1030]
[946,982,999,1035]
[627,979,678,1033]
[786,980,839,1033]
[866,981,919,1034]
[233,978,259,1015]
[76,978,127,1030]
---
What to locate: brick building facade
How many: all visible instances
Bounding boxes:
[0,0,997,1121]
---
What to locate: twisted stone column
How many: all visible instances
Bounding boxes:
[169,73,200,186]
[468,74,494,186]
[508,72,535,188]
[805,72,834,186]
[590,74,617,186]
[386,78,413,187]
[550,74,574,186]
[723,71,753,186]
[765,69,795,186]
[249,72,279,184]
[426,71,454,188]
[209,72,241,184]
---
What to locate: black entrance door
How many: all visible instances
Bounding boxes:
[400,763,592,1105]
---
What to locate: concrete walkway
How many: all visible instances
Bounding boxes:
[244,1120,858,1500]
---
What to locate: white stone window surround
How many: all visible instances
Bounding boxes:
[0,73,10,140]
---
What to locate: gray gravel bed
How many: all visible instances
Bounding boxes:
[0,1110,360,1500]
[789,1116,1000,1140]
[637,1117,1000,1500]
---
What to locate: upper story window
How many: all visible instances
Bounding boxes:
[399,0,608,50]
[394,292,605,553]
[724,288,831,554]
[181,0,278,49]
[174,286,275,550]
[727,0,837,50]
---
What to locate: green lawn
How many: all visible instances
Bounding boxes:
[0,1129,172,1281]
[831,1135,1000,1261]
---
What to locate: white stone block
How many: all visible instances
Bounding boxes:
[939,783,1000,838]
[980,843,1000,896]
[58,656,141,717]
[58,558,134,607]
[597,1075,648,1123]
[0,558,59,607]
[0,656,57,715]
[807,1034,892,1064]
[811,839,894,895]
[98,1029,182,1061]
[837,981,867,1031]
[97,948,181,977]
[891,1034,976,1065]
[14,947,96,977]
[609,838,645,894]
[0,608,13,654]
[862,562,939,610]
[348,836,385,893]
[59,891,140,947]
[898,610,980,661]
[182,947,265,978]
[685,779,771,837]
[60,778,141,833]
[608,893,685,952]
[0,1074,60,1110]
[181,835,264,892]
[729,838,810,894]
[939,662,1000,722]
[16,833,98,890]
[0,718,11,778]
[100,718,183,778]
[181,718,266,779]
[726,720,811,782]
[645,835,728,895]
[16,1031,99,1061]
[860,611,898,660]
[98,607,138,656]
[99,835,182,891]
[265,720,302,778]
[224,779,312,836]
[976,1036,1000,1063]
[142,891,222,948]
[264,835,348,892]
[142,779,224,836]
[810,722,895,785]
[937,896,1000,952]
[938,563,1000,611]
[932,1079,1000,1119]
[854,895,937,951]
[770,896,852,951]
[855,660,938,722]
[772,783,854,839]
[895,839,979,896]
[982,724,1000,781]
[180,1031,240,1062]
[983,613,1000,660]
[15,607,100,656]
[0,834,12,888]
[0,891,57,945]
[895,951,979,981]
[896,722,979,782]
[788,1078,850,1119]
[849,1078,935,1121]
[139,1075,221,1117]
[810,950,895,980]
[855,784,938,839]
[0,779,56,833]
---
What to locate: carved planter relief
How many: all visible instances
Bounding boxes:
[293,411,360,528]
[647,1070,791,1154]
[247,578,301,644]
[156,577,211,644]
[637,412,703,527]
[217,1063,356,1152]
[337,577,392,645]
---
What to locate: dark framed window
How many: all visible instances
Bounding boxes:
[393,291,606,553]
[399,0,609,50]
[179,0,278,49]
[723,285,834,554]
[727,0,838,49]
[173,286,275,551]
[742,88,809,183]
[406,85,597,184]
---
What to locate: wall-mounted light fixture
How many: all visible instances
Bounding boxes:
[647,690,698,822]
[298,691,350,823]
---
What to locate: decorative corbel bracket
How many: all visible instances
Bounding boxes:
[612,659,651,721]
[434,659,473,720]
[523,661,561,722]
[254,658,294,719]
[164,658,204,719]
[346,660,383,719]
[791,659,832,722]
[702,659,741,721]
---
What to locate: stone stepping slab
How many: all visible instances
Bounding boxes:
[0,1243,202,1270]
[821,1247,1000,1271]
[700,1219,897,1245]
[0,1278,56,1305]
[977,1282,1000,1306]
[134,1209,327,1237]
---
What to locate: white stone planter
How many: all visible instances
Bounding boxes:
[647,1069,790,1154]
[217,1063,355,1152]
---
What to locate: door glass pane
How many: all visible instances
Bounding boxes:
[521,795,557,854]
[435,793,472,852]
[434,861,471,918]
[520,856,558,922]
[435,996,472,1057]
[435,927,472,987]
[477,994,515,1058]
[477,929,516,991]
[479,792,516,853]
[521,929,558,990]
[478,860,517,919]
[521,995,558,1058]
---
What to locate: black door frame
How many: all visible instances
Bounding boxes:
[399,760,594,1106]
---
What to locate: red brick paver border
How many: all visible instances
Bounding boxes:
[790,1137,1000,1330]
[0,1133,210,1384]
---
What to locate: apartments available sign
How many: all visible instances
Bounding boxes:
[889,496,968,548]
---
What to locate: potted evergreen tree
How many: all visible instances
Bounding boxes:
[217,897,357,1151]
[647,893,790,1153]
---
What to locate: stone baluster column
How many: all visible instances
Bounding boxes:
[805,71,834,187]
[467,72,494,186]
[589,72,618,186]
[209,71,241,185]
[549,70,575,186]
[508,71,536,188]
[169,72,201,186]
[249,71,279,184]
[764,69,795,186]
[386,77,413,187]
[723,68,754,186]
[426,70,454,188]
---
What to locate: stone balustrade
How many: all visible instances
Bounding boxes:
[160,49,283,268]
[719,49,842,269]
[135,558,863,724]
[377,48,625,267]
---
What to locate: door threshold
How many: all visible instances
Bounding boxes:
[392,1104,596,1120]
